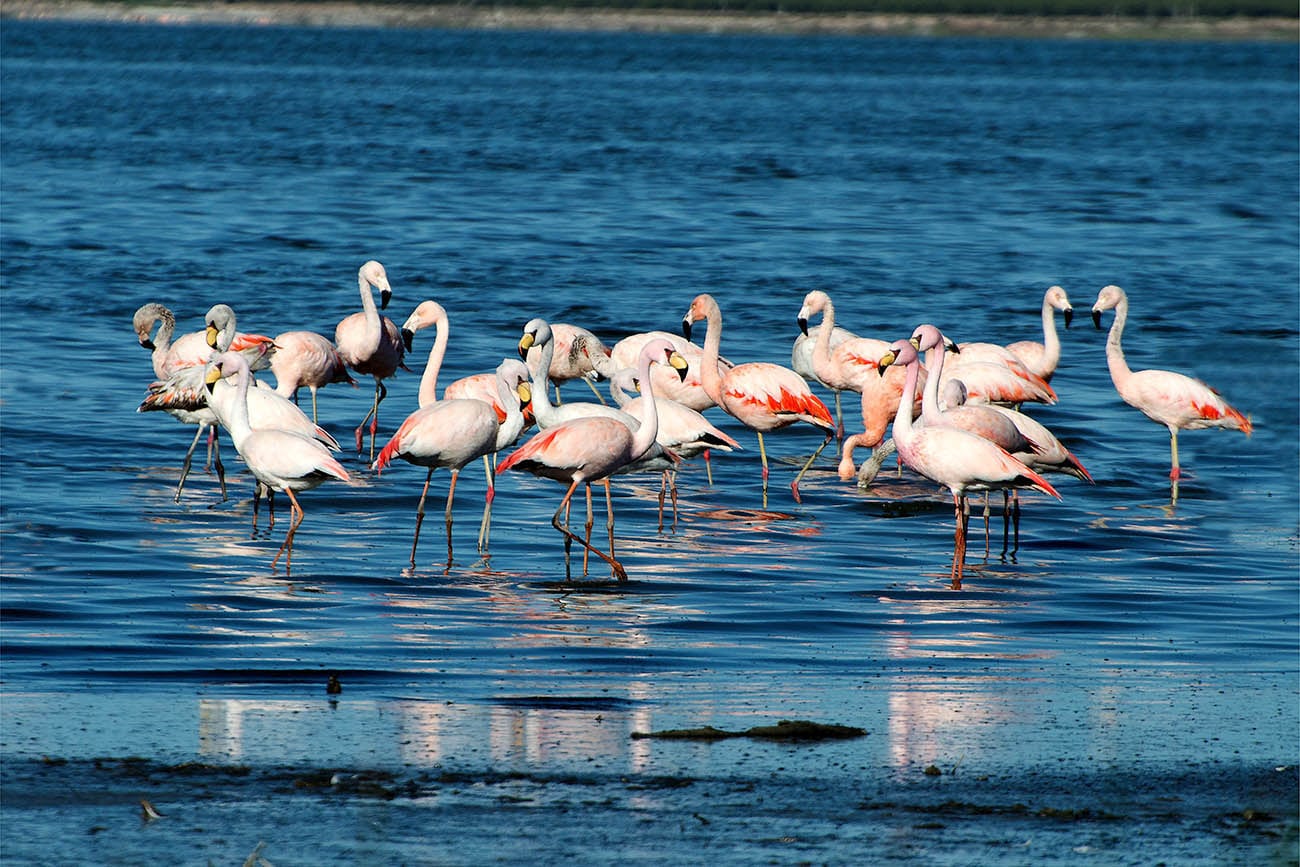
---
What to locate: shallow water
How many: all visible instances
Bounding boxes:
[1,21,1297,864]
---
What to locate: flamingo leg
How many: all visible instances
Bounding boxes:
[272,488,305,575]
[655,471,666,533]
[583,483,595,577]
[444,469,460,566]
[833,390,845,454]
[982,493,991,560]
[667,469,679,534]
[211,428,227,501]
[1010,491,1021,559]
[562,495,574,579]
[551,481,627,582]
[355,378,384,460]
[951,494,967,591]
[757,432,770,508]
[309,387,319,424]
[703,448,714,485]
[175,424,207,502]
[583,377,607,404]
[477,455,494,555]
[410,467,434,568]
[603,479,617,568]
[1168,428,1182,480]
[791,432,833,504]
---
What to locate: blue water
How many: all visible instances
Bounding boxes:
[1,21,1297,863]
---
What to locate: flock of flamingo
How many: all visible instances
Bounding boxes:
[132,261,1253,588]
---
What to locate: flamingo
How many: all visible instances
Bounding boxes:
[204,351,351,574]
[268,330,356,423]
[334,260,405,462]
[498,339,688,582]
[913,323,1049,556]
[520,318,680,542]
[520,321,611,404]
[610,330,726,412]
[142,317,340,528]
[608,366,742,529]
[795,290,919,479]
[1091,284,1251,483]
[878,339,1061,589]
[1006,285,1074,382]
[682,293,835,506]
[133,303,275,501]
[374,356,532,567]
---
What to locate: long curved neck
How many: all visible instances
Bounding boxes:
[891,359,920,446]
[417,316,449,408]
[631,354,661,459]
[225,365,254,447]
[1104,296,1133,385]
[530,336,559,425]
[1040,296,1061,371]
[812,300,836,382]
[921,343,945,422]
[696,301,726,405]
[152,310,176,378]
[358,272,381,351]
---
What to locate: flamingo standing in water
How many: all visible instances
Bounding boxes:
[1006,285,1075,382]
[134,303,275,501]
[795,289,919,480]
[1091,284,1251,484]
[269,330,356,423]
[878,339,1060,589]
[334,260,405,462]
[682,293,835,506]
[498,339,688,582]
[374,348,532,568]
[204,351,351,574]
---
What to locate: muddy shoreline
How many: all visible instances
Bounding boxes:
[3,0,1296,40]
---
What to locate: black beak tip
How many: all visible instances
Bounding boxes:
[1091,310,1102,329]
[681,319,692,341]
[401,328,414,353]
[380,289,392,310]
[797,316,809,337]
[1064,308,1074,329]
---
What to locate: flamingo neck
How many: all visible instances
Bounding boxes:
[530,334,559,425]
[696,301,726,406]
[811,299,837,384]
[417,316,449,409]
[631,354,661,459]
[921,343,945,424]
[358,272,382,352]
[225,364,254,448]
[891,357,920,447]
[1104,296,1133,385]
[151,310,176,378]
[1040,295,1061,370]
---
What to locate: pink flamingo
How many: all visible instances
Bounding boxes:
[794,290,920,481]
[268,330,356,423]
[374,350,532,567]
[879,339,1061,589]
[1091,284,1251,482]
[682,293,835,506]
[334,260,405,462]
[609,366,742,529]
[134,303,275,501]
[498,339,688,582]
[204,351,351,574]
[610,330,726,412]
[520,321,611,404]
[1006,285,1075,382]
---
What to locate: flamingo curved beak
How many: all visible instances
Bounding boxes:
[1091,309,1103,329]
[1063,308,1074,328]
[401,328,415,353]
[877,349,897,374]
[668,350,689,382]
[204,364,222,395]
[797,315,809,336]
[518,332,536,361]
[379,288,392,310]
[205,323,220,349]
[139,336,156,351]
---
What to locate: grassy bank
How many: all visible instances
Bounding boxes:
[2,0,1296,39]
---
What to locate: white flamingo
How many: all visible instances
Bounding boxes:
[334,260,405,461]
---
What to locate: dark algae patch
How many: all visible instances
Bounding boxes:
[630,719,867,742]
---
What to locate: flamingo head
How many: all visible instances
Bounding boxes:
[203,350,249,394]
[681,293,715,342]
[877,339,919,374]
[909,323,955,355]
[642,338,690,382]
[205,304,236,350]
[132,303,170,351]
[1091,284,1126,328]
[796,290,829,336]
[518,318,551,360]
[361,260,392,309]
[1048,285,1074,327]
